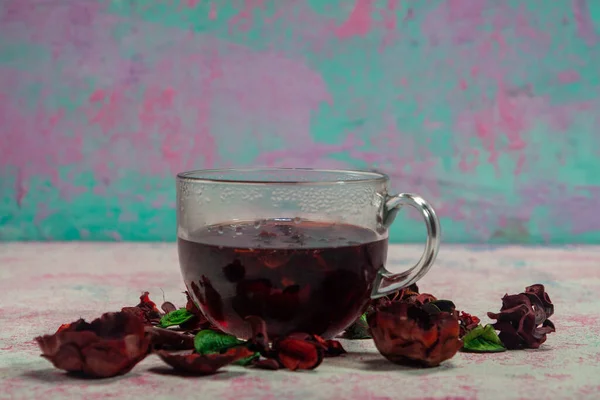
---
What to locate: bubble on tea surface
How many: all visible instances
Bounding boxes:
[254,220,262,229]
[293,217,302,224]
[235,226,243,236]
[217,226,224,235]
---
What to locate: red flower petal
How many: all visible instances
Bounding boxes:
[161,302,177,314]
[245,316,270,356]
[286,333,347,357]
[324,339,347,356]
[275,338,323,371]
[121,292,163,325]
[253,358,281,370]
[157,347,253,375]
[458,311,481,337]
[145,326,195,350]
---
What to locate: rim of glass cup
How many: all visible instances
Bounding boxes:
[176,168,389,186]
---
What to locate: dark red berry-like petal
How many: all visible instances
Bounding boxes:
[275,338,323,371]
[156,347,253,375]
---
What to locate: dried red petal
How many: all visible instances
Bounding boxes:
[458,311,481,337]
[56,323,72,333]
[286,333,347,357]
[368,302,461,367]
[161,301,177,314]
[253,358,281,370]
[36,312,150,378]
[145,326,195,350]
[324,339,347,356]
[525,284,554,318]
[156,346,253,375]
[121,292,163,325]
[274,338,323,371]
[185,291,203,318]
[245,316,270,356]
[414,293,437,305]
[487,285,555,349]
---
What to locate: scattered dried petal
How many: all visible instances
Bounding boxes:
[157,347,253,375]
[253,358,281,370]
[286,333,346,357]
[121,292,162,325]
[274,338,323,371]
[145,326,195,351]
[36,312,150,378]
[458,311,481,337]
[368,302,462,368]
[161,302,177,314]
[323,339,347,357]
[245,316,269,355]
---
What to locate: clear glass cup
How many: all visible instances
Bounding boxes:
[177,168,440,339]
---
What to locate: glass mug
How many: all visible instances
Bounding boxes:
[177,168,440,339]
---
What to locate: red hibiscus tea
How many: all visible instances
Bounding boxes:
[179,219,387,339]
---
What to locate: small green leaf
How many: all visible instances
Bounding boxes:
[343,313,371,339]
[158,308,196,328]
[462,325,506,353]
[234,352,260,366]
[194,330,244,355]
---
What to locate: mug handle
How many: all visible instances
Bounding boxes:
[371,193,441,299]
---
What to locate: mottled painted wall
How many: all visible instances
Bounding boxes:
[0,0,599,243]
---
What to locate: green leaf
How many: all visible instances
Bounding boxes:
[462,325,506,353]
[343,313,371,339]
[194,330,244,355]
[158,308,196,328]
[234,352,260,366]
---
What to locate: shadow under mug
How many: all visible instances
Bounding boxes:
[176,168,440,339]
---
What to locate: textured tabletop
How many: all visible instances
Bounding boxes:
[1,243,599,399]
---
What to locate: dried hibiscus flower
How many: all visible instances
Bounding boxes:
[273,338,323,371]
[487,284,555,349]
[244,316,325,371]
[121,291,162,325]
[286,332,347,357]
[368,301,462,367]
[157,346,254,375]
[35,312,150,378]
[458,311,481,337]
[145,326,195,351]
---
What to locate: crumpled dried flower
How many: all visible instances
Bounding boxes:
[368,301,462,367]
[35,312,150,378]
[245,316,326,371]
[273,338,323,371]
[121,292,162,325]
[458,311,481,337]
[286,332,347,357]
[157,346,254,375]
[182,290,219,331]
[145,326,195,351]
[487,284,555,349]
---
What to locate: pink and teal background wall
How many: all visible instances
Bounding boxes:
[1,0,599,244]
